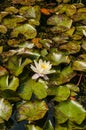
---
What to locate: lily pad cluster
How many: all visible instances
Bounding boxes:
[0,0,86,130]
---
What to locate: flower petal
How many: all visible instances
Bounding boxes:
[32,73,40,79]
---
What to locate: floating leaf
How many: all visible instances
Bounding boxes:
[6,55,32,76]
[72,60,86,72]
[16,101,48,121]
[72,12,86,22]
[55,100,86,124]
[0,25,7,34]
[0,98,12,121]
[53,35,69,44]
[51,65,76,85]
[18,79,47,100]
[3,15,26,29]
[11,24,37,39]
[59,41,81,54]
[54,86,70,102]
[0,74,19,91]
[5,6,18,14]
[26,124,42,130]
[47,51,70,65]
[43,120,54,130]
[0,11,9,22]
[12,0,35,5]
[47,14,72,33]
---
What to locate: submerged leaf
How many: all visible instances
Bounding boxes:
[16,101,48,121]
[11,24,37,39]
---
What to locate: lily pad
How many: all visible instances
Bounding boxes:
[11,24,37,39]
[0,98,12,121]
[54,86,70,102]
[51,65,76,85]
[3,15,26,29]
[26,124,43,130]
[82,40,86,50]
[12,0,35,5]
[47,51,70,65]
[55,100,86,124]
[72,12,86,22]
[0,11,9,22]
[18,79,47,100]
[47,14,72,33]
[0,75,19,91]
[0,25,7,34]
[43,120,54,130]
[5,6,18,14]
[72,60,86,72]
[5,55,32,76]
[19,6,40,21]
[59,41,81,54]
[16,101,48,121]
[53,35,69,44]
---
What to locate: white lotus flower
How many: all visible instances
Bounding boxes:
[31,59,55,80]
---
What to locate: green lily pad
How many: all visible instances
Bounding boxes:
[6,55,32,76]
[54,86,70,102]
[0,11,9,22]
[11,24,37,39]
[78,8,86,13]
[55,125,67,130]
[12,0,35,5]
[47,51,70,65]
[1,90,20,102]
[18,79,47,100]
[0,25,7,34]
[0,75,19,91]
[55,100,86,124]
[47,14,72,33]
[26,124,42,130]
[3,15,26,29]
[82,40,86,50]
[5,6,18,14]
[19,6,40,20]
[51,65,76,85]
[53,35,69,44]
[0,98,12,121]
[72,60,86,72]
[16,100,48,121]
[72,12,86,22]
[59,41,81,54]
[65,27,75,37]
[43,120,54,130]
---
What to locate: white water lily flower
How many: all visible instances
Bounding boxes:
[31,59,55,80]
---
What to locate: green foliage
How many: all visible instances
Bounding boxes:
[0,0,86,130]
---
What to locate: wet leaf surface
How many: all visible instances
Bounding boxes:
[16,100,48,121]
[0,98,12,121]
[11,24,37,39]
[55,100,86,124]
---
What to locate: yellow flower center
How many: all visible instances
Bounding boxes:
[41,64,48,69]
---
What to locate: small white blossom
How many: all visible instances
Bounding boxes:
[31,59,55,80]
